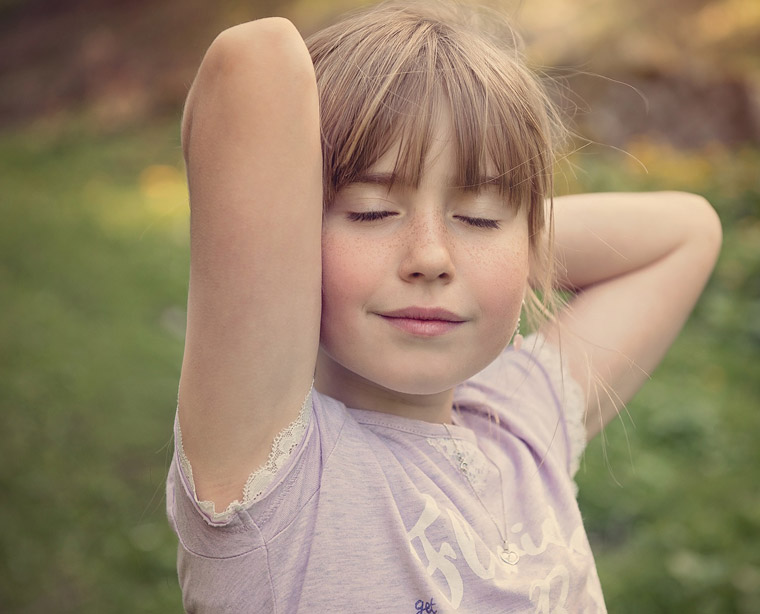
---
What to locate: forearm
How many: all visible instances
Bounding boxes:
[544,191,722,438]
[552,191,721,291]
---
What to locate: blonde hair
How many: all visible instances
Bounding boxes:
[306,0,565,329]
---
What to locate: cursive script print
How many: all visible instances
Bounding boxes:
[406,494,604,611]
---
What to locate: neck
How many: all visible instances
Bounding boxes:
[315,353,455,424]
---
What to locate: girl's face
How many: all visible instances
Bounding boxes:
[316,120,529,421]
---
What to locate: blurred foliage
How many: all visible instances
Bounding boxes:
[0,120,188,612]
[518,0,760,72]
[2,0,759,145]
[1,0,759,612]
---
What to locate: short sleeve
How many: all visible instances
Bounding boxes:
[166,386,349,562]
[522,334,587,477]
[172,385,313,526]
[454,333,587,481]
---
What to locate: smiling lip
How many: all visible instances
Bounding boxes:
[378,307,466,337]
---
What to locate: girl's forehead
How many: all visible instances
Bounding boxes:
[373,117,452,166]
[365,123,500,189]
[336,87,534,201]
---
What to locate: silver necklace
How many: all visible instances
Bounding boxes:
[443,423,519,565]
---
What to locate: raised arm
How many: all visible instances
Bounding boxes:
[177,19,322,511]
[541,191,722,440]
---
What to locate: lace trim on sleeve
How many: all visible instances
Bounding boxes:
[176,385,313,523]
[524,334,587,481]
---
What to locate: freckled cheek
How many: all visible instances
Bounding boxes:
[321,233,385,314]
[320,238,354,351]
[321,239,350,309]
[474,246,529,321]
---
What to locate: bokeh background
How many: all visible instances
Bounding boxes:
[1,0,758,612]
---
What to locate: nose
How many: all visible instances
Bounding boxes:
[398,212,454,283]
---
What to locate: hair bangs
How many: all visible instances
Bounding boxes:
[440,35,556,239]
[438,48,506,197]
[375,52,444,192]
[309,5,555,224]
[308,13,441,204]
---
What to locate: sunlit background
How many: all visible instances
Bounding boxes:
[1,0,758,612]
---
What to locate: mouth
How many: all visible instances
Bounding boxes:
[377,307,466,337]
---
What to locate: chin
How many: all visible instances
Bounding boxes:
[365,362,477,396]
[379,377,455,397]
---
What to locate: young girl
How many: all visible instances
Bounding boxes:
[166,2,721,611]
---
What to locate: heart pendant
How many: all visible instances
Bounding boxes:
[500,548,519,565]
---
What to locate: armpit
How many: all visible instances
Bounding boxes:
[174,385,313,523]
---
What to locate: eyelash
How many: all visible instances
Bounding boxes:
[347,211,395,222]
[455,215,501,229]
[347,211,501,229]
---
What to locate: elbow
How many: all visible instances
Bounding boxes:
[669,192,723,273]
[207,18,314,83]
[182,17,316,160]
[687,192,723,261]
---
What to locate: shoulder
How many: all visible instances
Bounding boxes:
[169,389,350,533]
[455,334,587,477]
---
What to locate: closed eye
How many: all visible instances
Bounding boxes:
[347,211,397,222]
[455,215,501,229]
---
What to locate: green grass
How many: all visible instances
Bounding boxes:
[0,119,187,613]
[1,118,758,612]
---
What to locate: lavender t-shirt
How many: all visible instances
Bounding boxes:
[167,336,607,612]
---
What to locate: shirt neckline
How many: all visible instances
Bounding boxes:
[343,404,478,444]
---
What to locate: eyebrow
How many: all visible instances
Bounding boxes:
[352,171,504,190]
[352,172,397,187]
